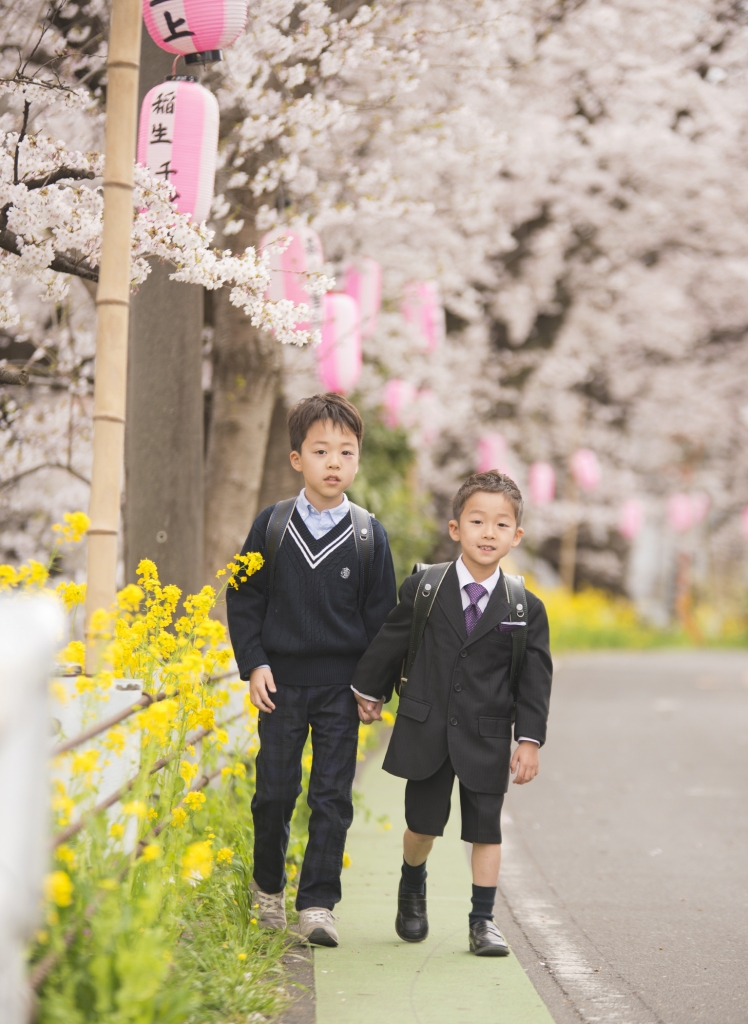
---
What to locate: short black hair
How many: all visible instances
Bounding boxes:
[452,470,524,525]
[287,393,364,454]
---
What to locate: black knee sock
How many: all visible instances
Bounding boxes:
[400,858,427,895]
[469,884,496,925]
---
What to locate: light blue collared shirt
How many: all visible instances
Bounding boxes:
[296,488,350,540]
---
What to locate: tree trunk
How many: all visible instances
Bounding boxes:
[256,396,301,511]
[124,30,204,598]
[203,257,282,579]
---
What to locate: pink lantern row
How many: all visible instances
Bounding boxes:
[137,78,219,224]
[382,381,439,444]
[343,258,381,340]
[143,0,248,56]
[666,492,710,534]
[569,448,600,491]
[477,432,514,475]
[317,293,361,394]
[528,462,555,505]
[619,498,644,540]
[401,281,445,353]
[260,226,325,332]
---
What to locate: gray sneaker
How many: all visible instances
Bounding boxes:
[249,881,287,930]
[295,907,339,947]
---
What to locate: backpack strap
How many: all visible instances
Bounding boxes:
[398,561,452,695]
[265,497,296,599]
[503,573,528,710]
[349,502,374,611]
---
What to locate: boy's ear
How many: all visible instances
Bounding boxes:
[289,450,303,473]
[511,527,524,548]
[448,518,460,541]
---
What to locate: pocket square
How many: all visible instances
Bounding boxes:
[496,621,527,633]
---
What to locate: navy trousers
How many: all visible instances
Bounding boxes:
[251,683,360,910]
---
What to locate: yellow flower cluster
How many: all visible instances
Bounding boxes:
[216,847,234,865]
[56,580,87,611]
[225,551,265,589]
[52,511,91,545]
[0,559,49,591]
[44,871,74,907]
[181,841,213,881]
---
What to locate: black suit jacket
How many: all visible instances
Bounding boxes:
[350,563,553,794]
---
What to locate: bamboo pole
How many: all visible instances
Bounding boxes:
[85,0,142,643]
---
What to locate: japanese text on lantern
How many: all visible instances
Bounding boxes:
[148,89,179,197]
[149,0,195,46]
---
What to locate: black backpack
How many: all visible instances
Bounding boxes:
[264,496,374,610]
[397,563,528,713]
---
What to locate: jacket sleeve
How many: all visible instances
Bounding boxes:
[225,506,273,680]
[351,572,419,703]
[361,518,398,643]
[513,590,553,745]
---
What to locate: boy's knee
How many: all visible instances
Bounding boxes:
[405,828,437,842]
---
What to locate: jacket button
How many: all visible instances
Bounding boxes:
[454,684,462,692]
[450,717,458,726]
[460,650,467,658]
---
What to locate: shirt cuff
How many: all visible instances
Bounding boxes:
[517,737,540,745]
[351,685,380,702]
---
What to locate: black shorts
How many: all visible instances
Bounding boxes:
[404,756,504,845]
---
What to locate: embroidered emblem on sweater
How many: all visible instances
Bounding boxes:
[340,567,351,579]
[287,518,354,569]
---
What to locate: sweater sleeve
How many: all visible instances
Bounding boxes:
[350,572,419,703]
[226,505,273,681]
[513,590,553,746]
[361,518,398,643]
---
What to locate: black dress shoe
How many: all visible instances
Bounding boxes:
[469,918,510,956]
[395,880,428,942]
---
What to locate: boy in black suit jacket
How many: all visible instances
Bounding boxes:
[350,471,552,956]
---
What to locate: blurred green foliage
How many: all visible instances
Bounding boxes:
[349,416,437,587]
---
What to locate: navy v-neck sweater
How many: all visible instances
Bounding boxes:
[226,503,397,687]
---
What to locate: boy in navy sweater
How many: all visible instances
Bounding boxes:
[227,393,396,947]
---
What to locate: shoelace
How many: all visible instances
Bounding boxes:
[301,908,338,924]
[254,889,283,913]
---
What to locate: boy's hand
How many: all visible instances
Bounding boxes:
[511,741,539,785]
[249,667,277,713]
[354,692,383,724]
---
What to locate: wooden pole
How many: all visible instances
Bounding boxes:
[85,0,142,636]
[559,473,578,591]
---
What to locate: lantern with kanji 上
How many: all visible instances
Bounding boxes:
[317,293,362,394]
[261,226,324,332]
[138,78,219,224]
[343,258,382,340]
[143,0,248,60]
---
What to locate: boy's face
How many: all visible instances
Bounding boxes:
[448,491,523,574]
[289,419,360,506]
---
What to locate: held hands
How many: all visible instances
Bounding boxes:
[249,666,277,713]
[510,740,539,785]
[354,692,384,724]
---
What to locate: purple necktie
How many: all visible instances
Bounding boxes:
[463,582,488,635]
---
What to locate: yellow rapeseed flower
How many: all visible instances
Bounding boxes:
[216,847,234,865]
[74,675,95,695]
[147,808,158,821]
[88,608,112,639]
[171,808,188,829]
[179,760,198,785]
[71,749,99,776]
[49,680,69,705]
[343,852,352,868]
[181,841,214,881]
[0,564,19,590]
[184,791,206,811]
[56,580,87,611]
[102,727,126,755]
[141,844,161,862]
[109,823,125,839]
[59,640,85,667]
[55,844,77,870]
[117,583,144,612]
[17,559,49,589]
[44,871,74,907]
[381,710,395,726]
[52,511,90,545]
[122,800,147,818]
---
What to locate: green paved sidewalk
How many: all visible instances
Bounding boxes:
[314,746,555,1024]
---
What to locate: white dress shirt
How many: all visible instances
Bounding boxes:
[354,556,539,744]
[296,488,350,539]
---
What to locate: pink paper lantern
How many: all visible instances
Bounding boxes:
[416,388,440,446]
[690,492,710,527]
[343,258,382,340]
[138,78,219,224]
[477,432,510,474]
[667,493,693,533]
[528,462,555,505]
[382,379,417,429]
[569,448,600,491]
[619,498,644,540]
[317,293,361,394]
[143,0,248,56]
[260,226,324,332]
[401,281,445,353]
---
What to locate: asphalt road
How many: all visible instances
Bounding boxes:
[496,650,748,1024]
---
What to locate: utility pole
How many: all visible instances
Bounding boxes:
[84,0,141,631]
[124,31,204,598]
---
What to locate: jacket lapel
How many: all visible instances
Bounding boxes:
[434,561,467,643]
[464,570,511,647]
